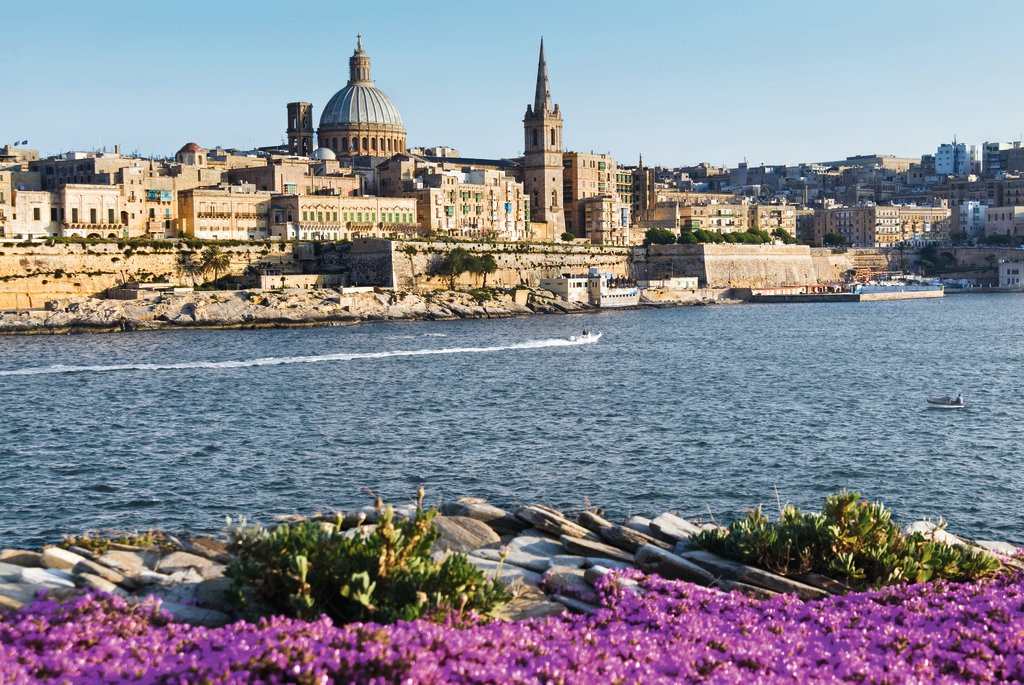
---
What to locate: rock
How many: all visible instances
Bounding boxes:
[633,545,716,586]
[578,511,671,553]
[678,550,828,600]
[974,540,1020,555]
[624,516,656,536]
[440,499,528,535]
[649,512,704,543]
[66,546,98,560]
[465,555,543,588]
[182,537,231,563]
[154,551,224,579]
[0,550,42,567]
[543,566,595,600]
[154,600,232,627]
[41,547,89,572]
[712,578,778,600]
[72,559,132,589]
[195,577,235,614]
[514,505,601,542]
[0,562,26,581]
[494,584,564,621]
[549,555,587,569]
[584,557,635,571]
[431,516,501,554]
[559,535,634,565]
[97,550,158,578]
[473,532,565,573]
[77,573,128,596]
[550,594,600,614]
[0,582,39,610]
[18,567,77,589]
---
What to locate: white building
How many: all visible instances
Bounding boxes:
[999,261,1024,288]
[955,201,986,240]
[935,141,981,177]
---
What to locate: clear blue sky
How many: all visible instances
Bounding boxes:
[3,0,1023,167]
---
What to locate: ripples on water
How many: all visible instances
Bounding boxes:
[2,294,1024,548]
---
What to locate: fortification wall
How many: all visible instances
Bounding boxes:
[362,240,631,290]
[643,244,819,288]
[0,241,298,309]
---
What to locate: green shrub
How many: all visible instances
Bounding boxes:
[692,492,1002,590]
[225,491,509,624]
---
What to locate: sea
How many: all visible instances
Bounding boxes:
[1,293,1023,550]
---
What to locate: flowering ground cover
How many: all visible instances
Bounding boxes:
[3,569,1024,683]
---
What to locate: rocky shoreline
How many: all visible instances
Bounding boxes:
[1,498,1017,627]
[0,287,604,335]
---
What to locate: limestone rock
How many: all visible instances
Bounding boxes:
[41,547,89,572]
[195,577,235,614]
[679,550,828,600]
[0,562,26,581]
[550,594,600,614]
[515,505,601,542]
[559,535,634,565]
[465,555,543,588]
[633,545,716,586]
[471,532,565,573]
[78,573,128,596]
[649,512,704,543]
[0,582,39,610]
[97,550,159,578]
[183,537,231,563]
[440,499,527,535]
[0,550,42,567]
[72,559,131,588]
[543,566,594,601]
[578,511,671,553]
[154,551,224,579]
[18,567,77,589]
[494,583,564,621]
[155,600,233,627]
[431,516,501,554]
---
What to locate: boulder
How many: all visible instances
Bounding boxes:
[578,511,671,553]
[514,505,601,542]
[77,573,128,596]
[194,577,235,614]
[543,566,594,601]
[0,562,26,581]
[18,567,77,589]
[431,516,501,554]
[0,550,42,567]
[183,537,231,563]
[464,555,543,588]
[473,532,565,573]
[155,601,232,627]
[72,559,131,588]
[0,583,39,610]
[679,550,828,600]
[494,584,565,621]
[41,547,89,572]
[97,550,158,578]
[154,551,224,579]
[633,545,716,586]
[649,512,704,543]
[559,535,634,565]
[440,498,527,535]
[550,594,600,614]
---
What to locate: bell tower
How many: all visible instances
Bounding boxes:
[522,39,565,235]
[287,101,314,156]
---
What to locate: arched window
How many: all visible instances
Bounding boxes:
[551,189,558,208]
[550,128,556,147]
[532,128,538,147]
[362,137,368,151]
[341,138,349,152]
[387,139,392,152]
[351,137,358,152]
[332,138,338,150]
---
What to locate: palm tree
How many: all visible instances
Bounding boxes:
[201,246,231,286]
[175,251,204,286]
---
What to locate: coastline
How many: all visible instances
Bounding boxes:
[0,287,738,335]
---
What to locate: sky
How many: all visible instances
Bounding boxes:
[3,0,1024,168]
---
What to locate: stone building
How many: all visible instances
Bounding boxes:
[316,36,407,160]
[58,184,127,239]
[268,194,418,241]
[580,195,631,245]
[562,151,618,237]
[287,102,315,157]
[226,157,361,196]
[811,205,949,247]
[747,204,797,235]
[522,40,565,237]
[178,184,272,241]
[985,206,1024,240]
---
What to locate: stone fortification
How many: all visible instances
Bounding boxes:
[642,244,862,288]
[350,239,631,291]
[0,242,299,310]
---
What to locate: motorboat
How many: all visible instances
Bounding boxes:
[569,330,602,343]
[927,394,964,409]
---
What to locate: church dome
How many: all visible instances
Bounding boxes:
[317,36,407,159]
[320,84,403,128]
[311,147,336,160]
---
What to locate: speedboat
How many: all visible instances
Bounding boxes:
[569,330,602,343]
[927,395,964,409]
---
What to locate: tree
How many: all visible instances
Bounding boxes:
[643,227,678,246]
[475,253,498,287]
[201,246,231,285]
[175,251,204,286]
[560,231,575,242]
[439,247,471,289]
[823,232,847,247]
[677,230,699,244]
[771,228,798,245]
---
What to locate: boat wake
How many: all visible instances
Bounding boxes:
[0,337,594,377]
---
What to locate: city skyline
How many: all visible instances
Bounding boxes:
[4,0,1024,167]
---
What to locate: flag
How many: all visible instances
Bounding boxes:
[11,141,18,147]
[21,140,27,145]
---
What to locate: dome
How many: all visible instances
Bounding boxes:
[311,147,336,160]
[177,141,204,154]
[319,84,403,127]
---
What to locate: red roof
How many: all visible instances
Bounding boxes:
[177,142,204,154]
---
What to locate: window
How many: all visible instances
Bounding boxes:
[108,209,115,224]
[33,207,40,221]
[72,208,78,223]
[50,208,57,221]
[90,208,97,224]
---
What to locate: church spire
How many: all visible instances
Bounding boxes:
[534,38,551,112]
[349,34,372,84]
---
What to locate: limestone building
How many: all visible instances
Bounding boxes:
[316,36,407,160]
[522,40,565,237]
[268,194,418,241]
[178,184,272,241]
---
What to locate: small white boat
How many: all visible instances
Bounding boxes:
[569,330,602,343]
[927,394,964,409]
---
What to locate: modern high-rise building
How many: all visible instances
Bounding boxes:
[522,40,565,236]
